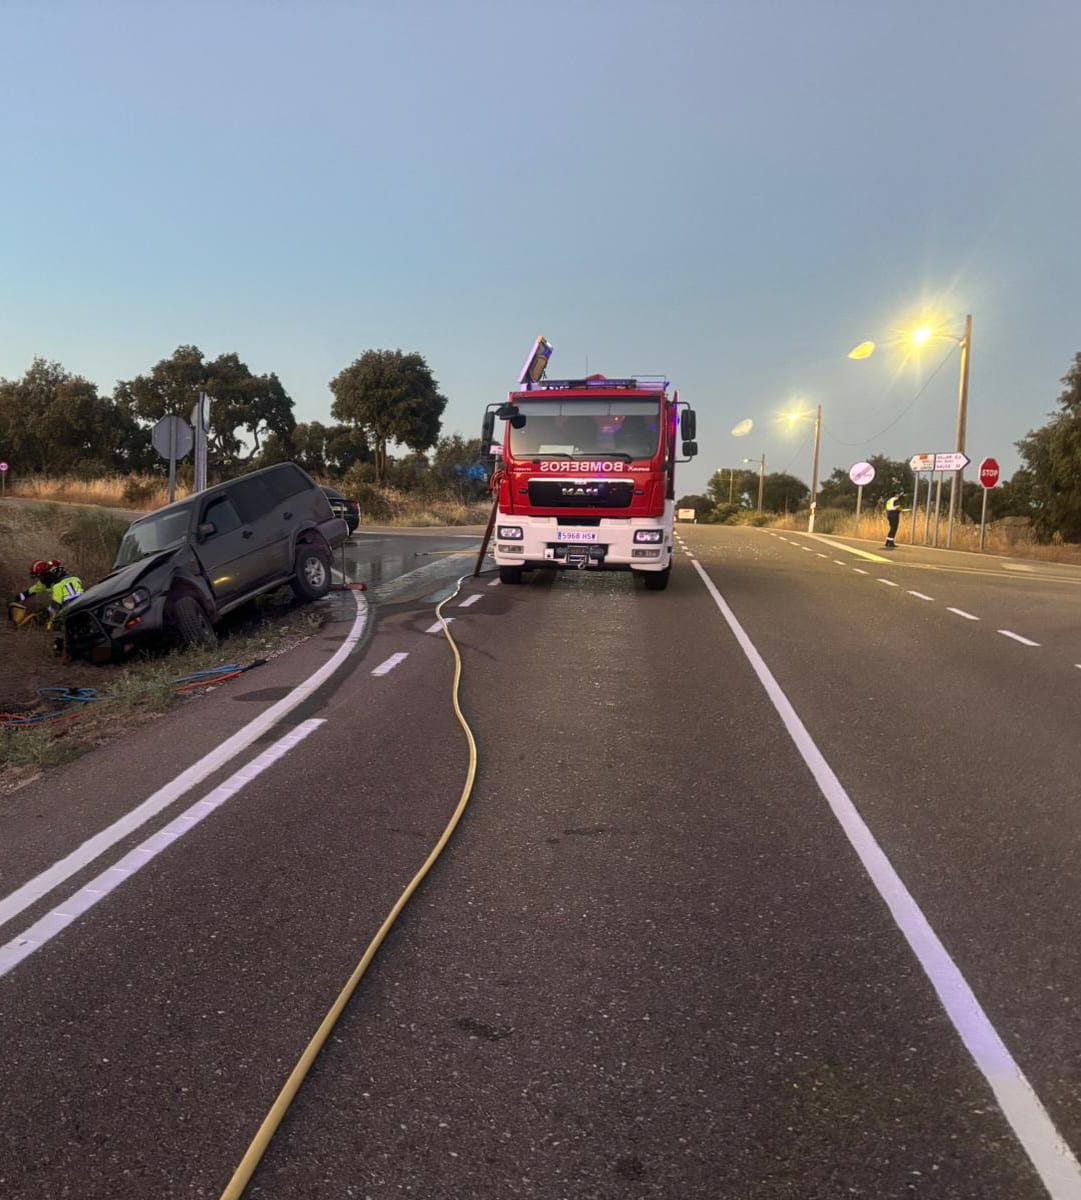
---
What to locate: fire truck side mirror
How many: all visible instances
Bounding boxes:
[481,412,495,451]
[682,440,698,458]
[496,402,526,429]
[680,409,697,440]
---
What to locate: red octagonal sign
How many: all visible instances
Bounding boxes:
[979,457,1000,488]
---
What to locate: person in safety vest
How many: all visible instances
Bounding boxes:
[884,492,908,549]
[13,559,84,622]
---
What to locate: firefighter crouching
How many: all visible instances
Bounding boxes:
[8,559,85,649]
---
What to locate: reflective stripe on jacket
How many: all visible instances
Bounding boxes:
[17,576,84,608]
[885,495,903,512]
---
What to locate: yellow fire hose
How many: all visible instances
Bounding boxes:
[218,574,480,1199]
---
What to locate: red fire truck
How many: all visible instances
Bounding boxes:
[482,339,698,590]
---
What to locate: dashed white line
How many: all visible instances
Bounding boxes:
[877,579,899,587]
[947,608,980,621]
[458,593,482,608]
[817,553,828,558]
[908,591,935,601]
[424,619,455,634]
[372,652,409,675]
[488,578,501,587]
[801,547,813,552]
[833,560,846,567]
[998,630,1040,647]
[853,568,869,575]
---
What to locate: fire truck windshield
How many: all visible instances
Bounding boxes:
[508,399,661,460]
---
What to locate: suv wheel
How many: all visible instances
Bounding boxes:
[292,546,331,600]
[171,595,216,646]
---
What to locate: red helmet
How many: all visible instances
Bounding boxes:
[30,559,63,581]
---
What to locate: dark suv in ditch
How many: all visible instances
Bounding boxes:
[63,462,349,661]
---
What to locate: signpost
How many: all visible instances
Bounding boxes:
[0,461,8,498]
[978,456,1000,552]
[152,414,194,503]
[849,461,875,536]
[908,451,972,548]
[190,392,212,492]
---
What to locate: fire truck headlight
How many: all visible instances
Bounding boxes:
[497,526,523,540]
[633,529,663,544]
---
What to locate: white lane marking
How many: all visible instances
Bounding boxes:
[371,652,409,675]
[853,568,869,575]
[0,594,367,934]
[690,559,1081,1197]
[877,579,899,587]
[817,553,828,558]
[908,591,935,601]
[458,594,482,608]
[425,618,455,634]
[800,532,890,563]
[488,578,501,587]
[0,720,325,978]
[948,608,980,621]
[833,560,846,567]
[999,630,1040,647]
[687,555,697,561]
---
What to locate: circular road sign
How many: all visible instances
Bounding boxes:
[0,462,8,472]
[849,461,876,486]
[978,457,1000,488]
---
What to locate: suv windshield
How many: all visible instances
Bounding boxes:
[507,399,661,459]
[114,504,194,568]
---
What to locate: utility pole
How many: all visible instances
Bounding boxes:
[807,403,822,533]
[946,314,972,547]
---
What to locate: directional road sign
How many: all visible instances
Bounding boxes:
[909,453,935,472]
[979,457,1000,488]
[933,451,970,472]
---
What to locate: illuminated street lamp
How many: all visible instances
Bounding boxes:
[743,455,765,513]
[848,313,973,547]
[781,403,823,533]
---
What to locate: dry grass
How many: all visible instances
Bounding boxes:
[769,509,1081,564]
[11,473,489,526]
[8,473,179,510]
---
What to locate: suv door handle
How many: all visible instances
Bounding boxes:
[242,528,254,538]
[282,511,293,520]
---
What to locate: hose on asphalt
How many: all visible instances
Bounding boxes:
[218,573,481,1200]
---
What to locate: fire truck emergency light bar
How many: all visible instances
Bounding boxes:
[521,376,670,392]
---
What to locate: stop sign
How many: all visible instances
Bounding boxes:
[979,457,1000,488]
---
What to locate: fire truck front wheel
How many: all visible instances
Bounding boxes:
[499,565,524,585]
[641,566,671,591]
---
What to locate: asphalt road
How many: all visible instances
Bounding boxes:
[2,524,1080,1199]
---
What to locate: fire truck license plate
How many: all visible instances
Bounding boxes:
[556,530,598,543]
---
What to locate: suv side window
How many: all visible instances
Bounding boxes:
[229,476,277,523]
[264,464,312,502]
[201,495,243,538]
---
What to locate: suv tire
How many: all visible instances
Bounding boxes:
[642,567,671,591]
[292,546,331,600]
[499,565,524,584]
[171,595,216,646]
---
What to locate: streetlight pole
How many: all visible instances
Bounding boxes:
[807,403,822,533]
[744,455,765,512]
[946,313,973,547]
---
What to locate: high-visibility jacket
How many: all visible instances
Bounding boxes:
[885,494,904,512]
[16,574,84,612]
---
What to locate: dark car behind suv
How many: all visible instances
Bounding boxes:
[63,462,349,661]
[320,485,361,533]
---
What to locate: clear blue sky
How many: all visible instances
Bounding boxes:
[3,0,1078,496]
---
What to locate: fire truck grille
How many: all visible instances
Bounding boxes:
[527,479,634,508]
